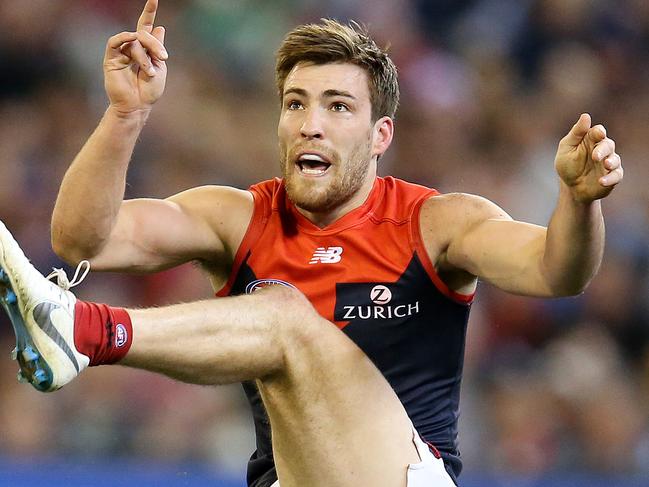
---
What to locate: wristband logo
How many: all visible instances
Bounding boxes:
[115,323,128,348]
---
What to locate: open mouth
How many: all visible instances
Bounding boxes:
[296,153,332,176]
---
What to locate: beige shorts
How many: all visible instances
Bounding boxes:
[270,425,456,487]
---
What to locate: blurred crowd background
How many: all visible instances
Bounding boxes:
[1,0,648,484]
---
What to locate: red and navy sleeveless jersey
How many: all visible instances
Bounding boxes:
[217,176,474,486]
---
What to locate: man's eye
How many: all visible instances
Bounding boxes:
[331,102,349,112]
[287,100,303,110]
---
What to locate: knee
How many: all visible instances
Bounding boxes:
[261,284,317,325]
[259,285,329,349]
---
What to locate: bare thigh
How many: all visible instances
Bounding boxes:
[126,286,423,487]
[256,287,421,487]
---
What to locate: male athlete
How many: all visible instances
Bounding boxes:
[0,1,623,486]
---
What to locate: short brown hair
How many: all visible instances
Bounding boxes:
[276,19,399,121]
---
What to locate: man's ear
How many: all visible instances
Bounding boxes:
[372,116,394,159]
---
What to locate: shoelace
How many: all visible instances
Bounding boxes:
[46,260,91,291]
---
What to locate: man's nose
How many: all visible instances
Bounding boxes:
[300,109,324,139]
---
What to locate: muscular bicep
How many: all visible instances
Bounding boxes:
[88,198,219,272]
[421,193,553,297]
[88,186,253,273]
[447,217,552,296]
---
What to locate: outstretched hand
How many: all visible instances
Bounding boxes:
[103,0,168,114]
[554,114,623,203]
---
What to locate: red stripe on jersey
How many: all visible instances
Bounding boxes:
[410,197,475,305]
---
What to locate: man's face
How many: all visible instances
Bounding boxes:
[278,62,383,214]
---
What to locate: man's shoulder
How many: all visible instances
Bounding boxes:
[168,184,254,210]
[419,191,511,238]
[249,177,283,195]
[381,176,437,195]
[374,176,438,220]
[374,178,495,227]
[421,191,499,214]
[168,184,255,246]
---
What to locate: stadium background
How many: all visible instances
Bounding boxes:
[0,0,648,485]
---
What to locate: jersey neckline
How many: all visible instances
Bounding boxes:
[280,177,384,235]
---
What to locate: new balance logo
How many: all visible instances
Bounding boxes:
[309,246,343,264]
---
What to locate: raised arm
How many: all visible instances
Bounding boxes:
[422,114,623,297]
[86,185,253,273]
[51,1,249,272]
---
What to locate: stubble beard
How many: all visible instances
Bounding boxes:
[280,134,373,214]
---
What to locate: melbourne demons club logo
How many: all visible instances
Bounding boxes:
[245,279,297,294]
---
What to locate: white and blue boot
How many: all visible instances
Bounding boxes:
[0,221,90,392]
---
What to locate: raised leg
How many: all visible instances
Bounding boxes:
[124,286,422,487]
[0,220,450,486]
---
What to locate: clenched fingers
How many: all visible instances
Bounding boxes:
[591,130,621,187]
[104,30,167,78]
[586,124,607,148]
[592,136,615,162]
[122,39,156,76]
[600,153,623,187]
[603,153,621,171]
[152,25,166,44]
[136,29,168,61]
[106,31,138,60]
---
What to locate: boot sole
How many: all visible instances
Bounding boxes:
[0,267,54,392]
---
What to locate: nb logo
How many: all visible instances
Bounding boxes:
[309,246,343,264]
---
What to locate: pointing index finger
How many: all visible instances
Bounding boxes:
[137,0,158,33]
